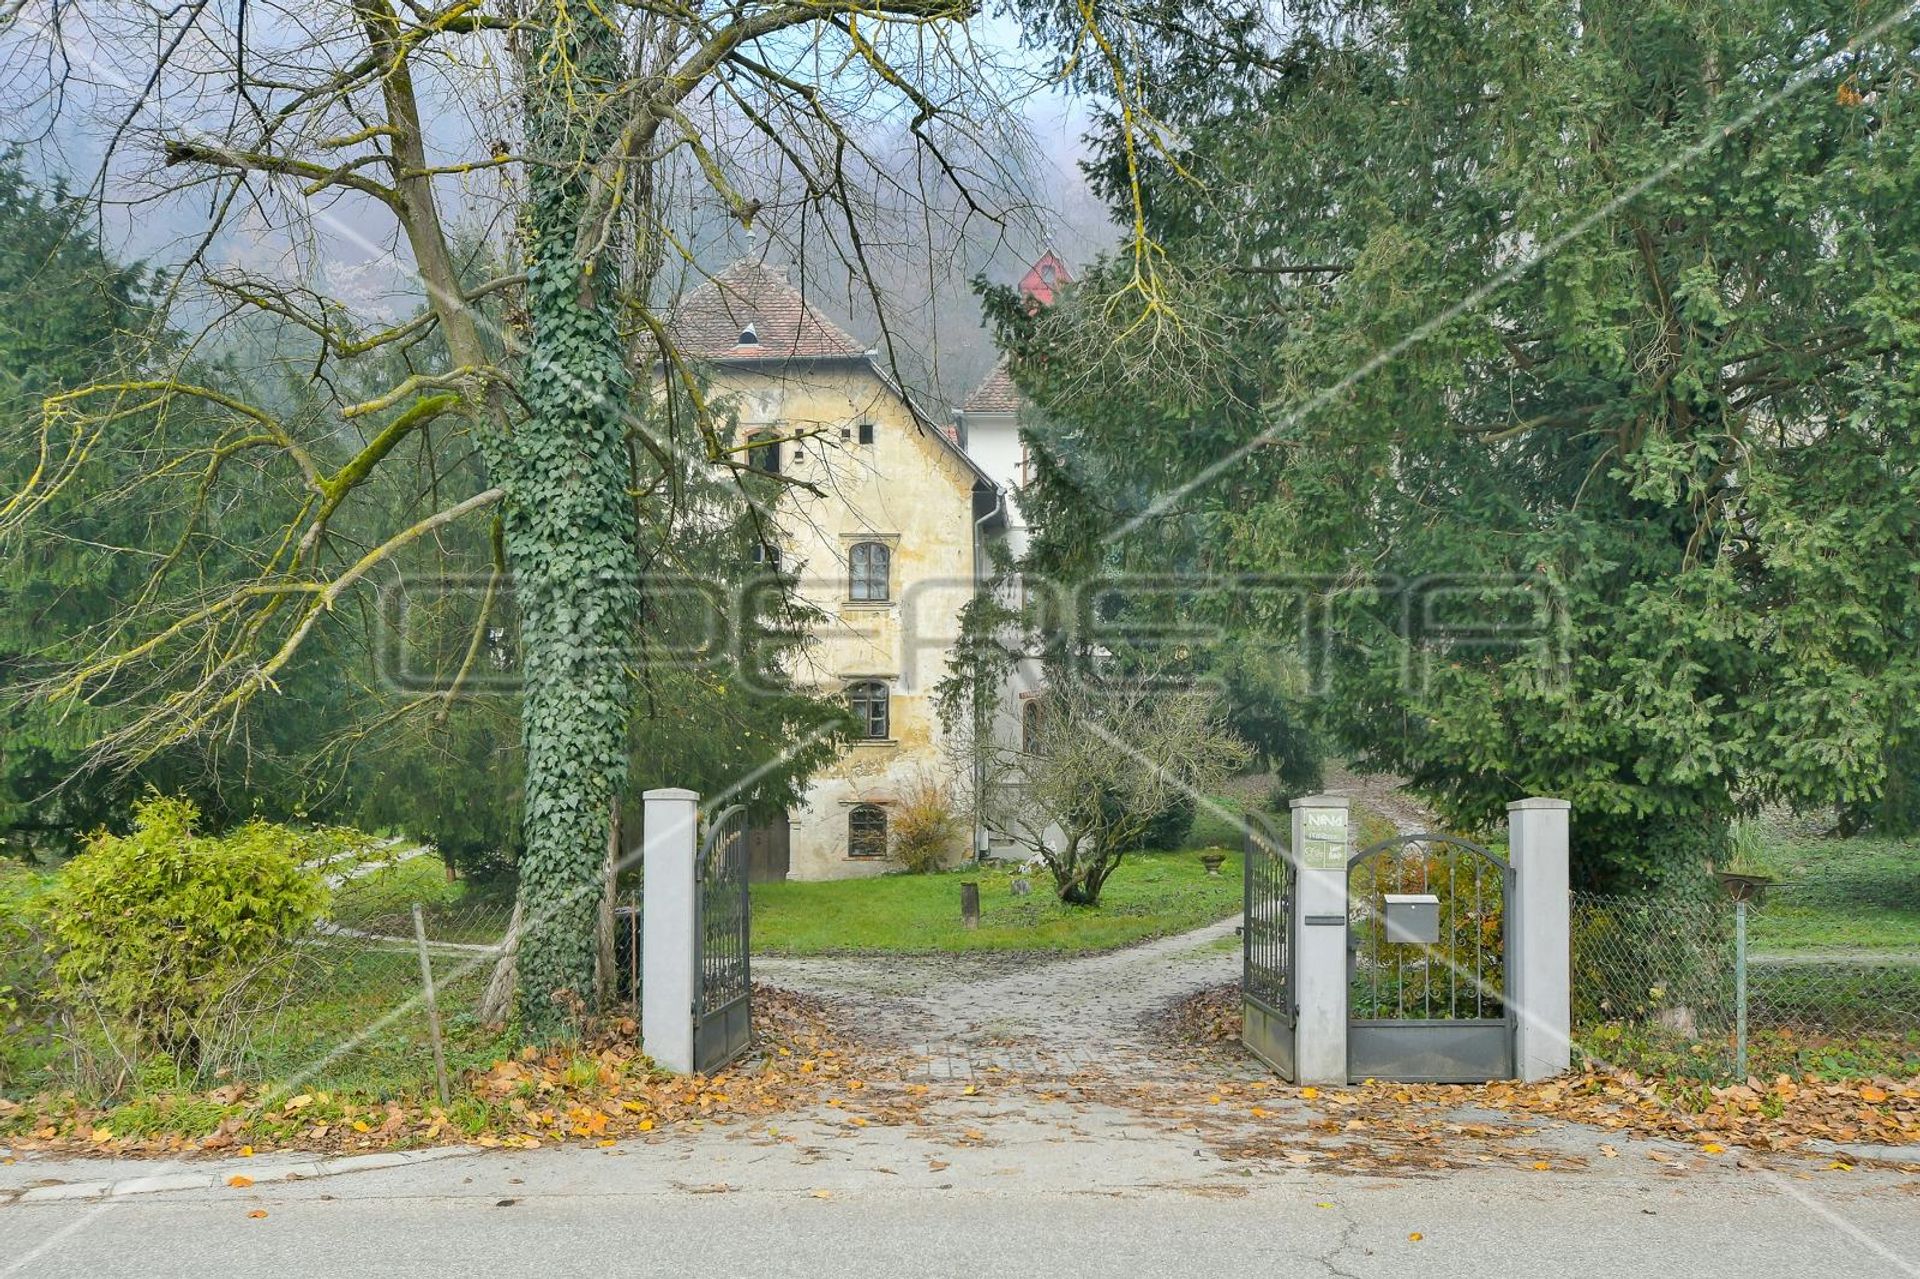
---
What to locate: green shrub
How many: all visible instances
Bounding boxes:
[46,795,328,1068]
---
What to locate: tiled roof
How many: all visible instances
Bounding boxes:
[961,356,1023,414]
[667,259,869,362]
[1016,249,1074,306]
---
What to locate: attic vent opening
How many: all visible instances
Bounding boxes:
[738,323,759,346]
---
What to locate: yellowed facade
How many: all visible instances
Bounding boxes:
[716,359,991,879]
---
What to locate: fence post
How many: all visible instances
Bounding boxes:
[410,902,451,1107]
[1734,899,1748,1080]
[641,787,700,1075]
[1291,794,1350,1087]
[1508,797,1572,1082]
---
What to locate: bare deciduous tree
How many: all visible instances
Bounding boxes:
[0,0,1194,1038]
[989,662,1248,905]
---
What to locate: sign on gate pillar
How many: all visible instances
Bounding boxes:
[1508,797,1572,1082]
[1291,795,1350,1087]
[642,787,699,1075]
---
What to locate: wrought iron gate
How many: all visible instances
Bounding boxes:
[693,804,751,1074]
[1347,834,1513,1082]
[1242,812,1297,1079]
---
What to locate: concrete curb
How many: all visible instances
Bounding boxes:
[2,1145,478,1206]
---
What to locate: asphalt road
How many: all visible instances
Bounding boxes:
[5,1163,1918,1278]
[4,1109,1917,1279]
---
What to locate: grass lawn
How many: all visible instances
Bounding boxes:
[329,854,516,944]
[1745,823,1920,953]
[1183,792,1249,853]
[751,847,1245,955]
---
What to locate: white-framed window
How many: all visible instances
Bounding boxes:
[748,432,779,473]
[847,680,890,740]
[849,541,890,601]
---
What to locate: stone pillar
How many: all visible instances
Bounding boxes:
[1508,797,1572,1082]
[642,787,700,1075]
[1291,794,1351,1087]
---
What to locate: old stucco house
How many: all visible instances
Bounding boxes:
[669,259,1007,880]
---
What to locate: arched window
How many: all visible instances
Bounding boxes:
[848,804,888,858]
[849,541,890,601]
[747,432,779,474]
[847,680,890,740]
[1021,698,1044,754]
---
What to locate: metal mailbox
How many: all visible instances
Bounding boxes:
[1383,893,1441,945]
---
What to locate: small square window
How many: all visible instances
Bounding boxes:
[857,423,875,445]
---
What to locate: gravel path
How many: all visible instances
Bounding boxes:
[754,769,1441,1082]
[756,913,1247,1082]
[1318,763,1443,835]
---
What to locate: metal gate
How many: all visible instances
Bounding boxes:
[693,804,751,1074]
[1348,834,1513,1082]
[1242,812,1297,1079]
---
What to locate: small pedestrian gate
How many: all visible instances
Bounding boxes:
[693,804,751,1074]
[1242,812,1297,1078]
[1347,834,1514,1083]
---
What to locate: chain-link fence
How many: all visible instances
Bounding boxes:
[1572,885,1920,1079]
[2,839,660,1102]
[254,877,647,1096]
[276,872,519,1096]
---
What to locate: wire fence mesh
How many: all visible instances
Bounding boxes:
[6,861,656,1099]
[1572,885,1920,1079]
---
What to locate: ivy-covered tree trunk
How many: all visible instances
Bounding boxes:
[504,8,640,1041]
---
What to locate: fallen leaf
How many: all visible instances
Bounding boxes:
[227,1175,254,1189]
[247,1210,268,1220]
[1409,1233,1423,1242]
